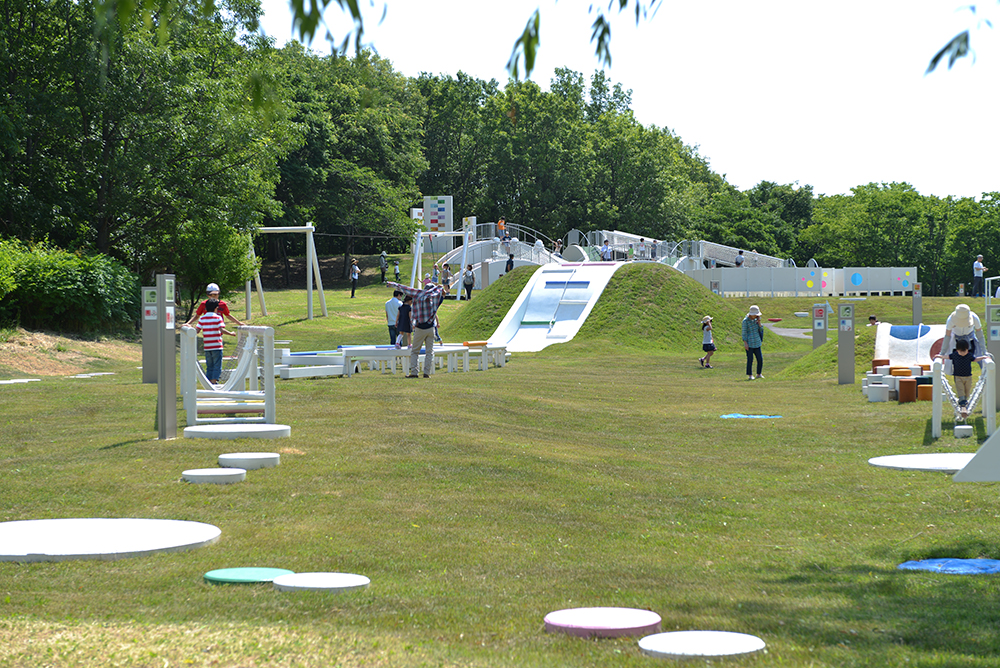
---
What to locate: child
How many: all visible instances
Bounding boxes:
[699,315,716,368]
[393,260,400,282]
[938,339,988,408]
[196,299,235,384]
[396,295,413,348]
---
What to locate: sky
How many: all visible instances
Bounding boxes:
[257,0,1000,199]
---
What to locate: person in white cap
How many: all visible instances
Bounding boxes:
[973,254,987,297]
[185,282,245,326]
[379,251,389,283]
[742,305,765,380]
[699,315,716,368]
[944,303,987,372]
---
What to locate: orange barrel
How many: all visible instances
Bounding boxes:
[916,384,934,401]
[920,364,931,372]
[898,378,917,403]
[890,368,911,376]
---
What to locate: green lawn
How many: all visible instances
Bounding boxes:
[2,268,1000,667]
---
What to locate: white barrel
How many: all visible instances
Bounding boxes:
[868,384,890,402]
[955,425,974,438]
[876,365,891,376]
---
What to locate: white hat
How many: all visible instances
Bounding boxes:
[954,303,974,329]
[748,305,761,317]
[206,283,220,293]
[381,250,387,256]
[701,315,713,323]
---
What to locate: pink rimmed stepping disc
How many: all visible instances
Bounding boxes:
[543,607,661,638]
[639,630,765,659]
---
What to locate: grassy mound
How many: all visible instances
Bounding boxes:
[445,262,794,353]
[777,323,878,379]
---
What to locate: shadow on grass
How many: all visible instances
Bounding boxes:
[922,416,987,447]
[744,546,1000,660]
[99,439,149,451]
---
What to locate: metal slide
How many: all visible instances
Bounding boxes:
[487,262,625,353]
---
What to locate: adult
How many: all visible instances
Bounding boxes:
[973,254,987,297]
[734,250,745,267]
[505,254,514,273]
[742,304,765,381]
[600,240,612,261]
[378,251,388,283]
[462,264,475,300]
[441,263,453,290]
[553,239,563,256]
[944,303,986,371]
[185,283,245,327]
[387,280,449,378]
[385,290,403,345]
[637,238,647,260]
[349,259,360,298]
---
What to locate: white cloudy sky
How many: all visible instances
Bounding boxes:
[257,0,1000,199]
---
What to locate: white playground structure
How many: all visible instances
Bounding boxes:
[932,358,996,437]
[179,325,277,426]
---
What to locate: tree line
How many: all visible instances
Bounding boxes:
[1,0,997,313]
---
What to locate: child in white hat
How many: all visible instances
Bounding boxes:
[699,315,716,368]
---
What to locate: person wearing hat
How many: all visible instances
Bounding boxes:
[350,258,360,298]
[699,315,716,368]
[379,251,388,283]
[973,254,987,297]
[742,305,765,380]
[185,283,245,327]
[944,303,987,372]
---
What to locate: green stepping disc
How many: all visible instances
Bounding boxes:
[204,567,294,584]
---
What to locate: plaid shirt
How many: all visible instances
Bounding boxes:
[388,283,445,327]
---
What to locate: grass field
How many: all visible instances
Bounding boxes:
[3,263,1000,667]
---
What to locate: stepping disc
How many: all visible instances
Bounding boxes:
[218,452,280,469]
[272,572,370,593]
[204,567,294,584]
[543,607,661,638]
[182,468,246,484]
[0,518,220,562]
[184,424,291,440]
[639,631,766,659]
[868,453,974,474]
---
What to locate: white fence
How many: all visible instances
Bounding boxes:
[686,266,918,297]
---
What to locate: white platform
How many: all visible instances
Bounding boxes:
[272,572,370,592]
[868,453,974,473]
[543,607,662,638]
[218,452,280,469]
[0,379,41,385]
[183,424,291,439]
[639,631,766,659]
[0,518,221,562]
[182,468,247,484]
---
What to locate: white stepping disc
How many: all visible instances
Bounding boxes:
[182,468,246,484]
[868,453,974,474]
[543,607,661,638]
[0,518,220,562]
[183,424,291,440]
[639,631,765,660]
[218,452,280,469]
[272,572,370,593]
[0,379,41,384]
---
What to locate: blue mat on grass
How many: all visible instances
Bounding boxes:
[720,414,783,419]
[898,558,1000,575]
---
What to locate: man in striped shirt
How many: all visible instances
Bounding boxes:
[387,281,449,378]
[196,299,235,384]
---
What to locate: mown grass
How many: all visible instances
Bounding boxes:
[3,264,1000,667]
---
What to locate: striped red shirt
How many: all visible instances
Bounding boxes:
[197,312,225,351]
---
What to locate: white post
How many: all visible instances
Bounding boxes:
[410,231,423,288]
[932,359,943,439]
[307,225,328,317]
[179,326,198,426]
[306,227,313,320]
[987,358,996,436]
[263,327,275,424]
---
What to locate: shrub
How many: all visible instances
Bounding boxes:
[0,243,140,333]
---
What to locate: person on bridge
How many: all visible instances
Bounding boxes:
[600,240,611,261]
[734,250,745,267]
[944,303,987,371]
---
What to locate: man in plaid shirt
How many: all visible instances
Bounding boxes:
[387,280,449,377]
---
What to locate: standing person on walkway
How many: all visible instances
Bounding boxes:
[699,315,716,368]
[379,251,388,283]
[505,254,514,273]
[462,264,475,300]
[742,305,765,381]
[973,254,987,297]
[600,240,611,261]
[385,290,402,345]
[734,250,745,267]
[350,259,360,298]
[441,263,452,290]
[387,280,449,378]
[186,283,245,327]
[196,299,235,385]
[944,303,987,371]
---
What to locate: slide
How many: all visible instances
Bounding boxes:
[873,322,946,367]
[488,262,625,352]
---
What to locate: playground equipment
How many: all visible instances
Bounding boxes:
[488,262,627,353]
[245,223,328,321]
[931,357,996,437]
[179,325,276,426]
